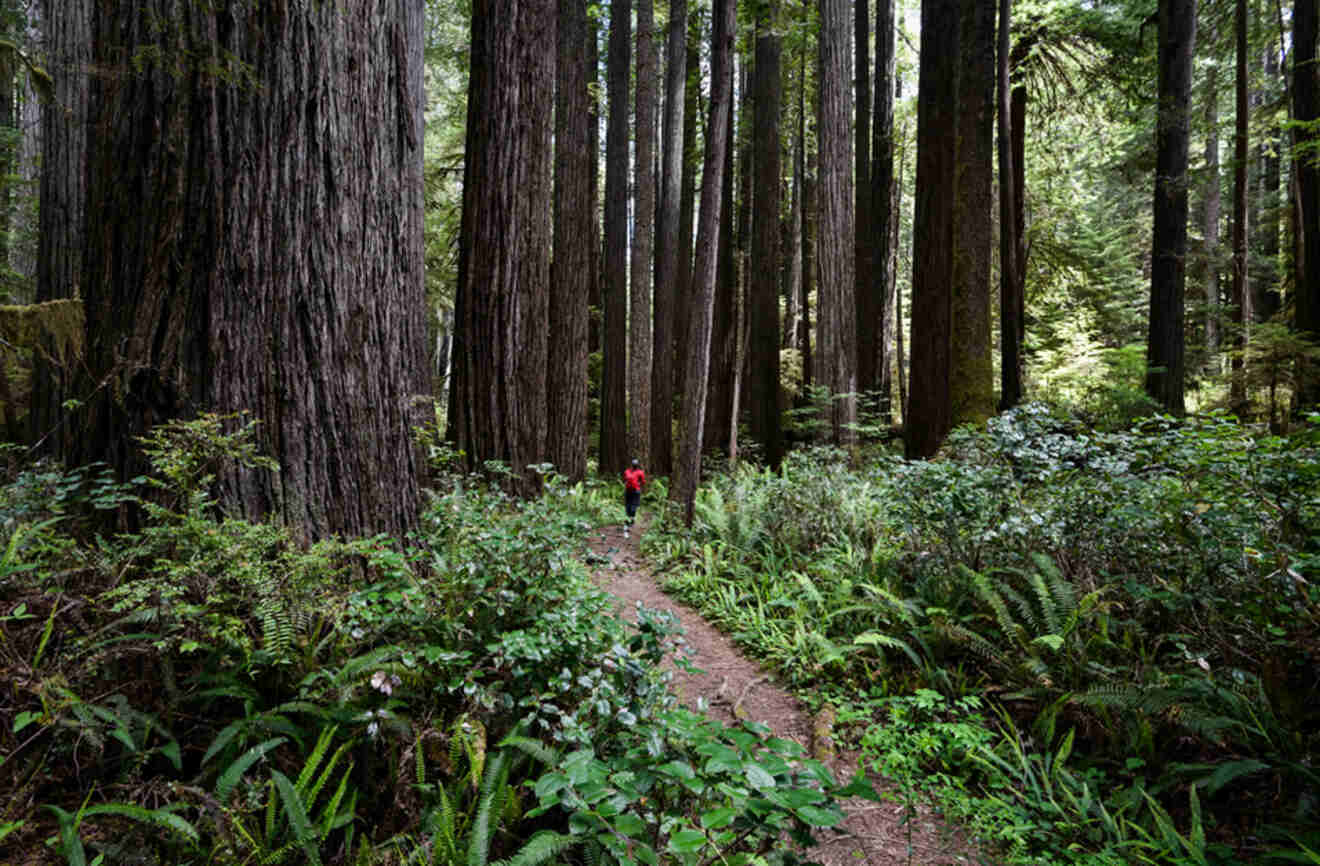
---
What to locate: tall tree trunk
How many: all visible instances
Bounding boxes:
[601,0,631,474]
[672,0,735,525]
[631,0,657,466]
[784,47,804,354]
[872,0,896,424]
[1229,0,1250,416]
[906,0,959,458]
[588,22,603,432]
[951,0,995,429]
[550,0,593,481]
[997,0,1022,411]
[1296,0,1320,409]
[801,133,816,393]
[1145,0,1197,415]
[72,0,429,537]
[1258,41,1282,322]
[674,8,701,399]
[818,0,856,445]
[855,0,877,411]
[750,0,782,467]
[706,90,738,455]
[31,0,91,451]
[1202,43,1221,371]
[651,0,686,475]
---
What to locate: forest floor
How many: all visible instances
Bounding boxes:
[586,518,979,866]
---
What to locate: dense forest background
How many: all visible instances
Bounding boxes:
[0,0,1317,864]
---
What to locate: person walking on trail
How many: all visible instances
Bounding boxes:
[623,459,646,537]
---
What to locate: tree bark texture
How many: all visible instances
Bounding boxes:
[1296,0,1320,408]
[651,0,687,476]
[951,0,995,429]
[1258,43,1282,322]
[906,0,959,458]
[705,91,738,456]
[672,0,733,525]
[31,0,91,450]
[72,0,428,538]
[630,0,657,466]
[855,0,877,408]
[673,7,700,400]
[1201,48,1221,367]
[997,0,1022,411]
[550,0,593,481]
[601,0,631,474]
[1230,0,1249,414]
[750,2,782,467]
[1145,0,1196,415]
[817,0,857,444]
[871,0,896,423]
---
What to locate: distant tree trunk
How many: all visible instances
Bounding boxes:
[1201,44,1221,371]
[872,0,896,425]
[801,138,816,393]
[750,0,782,467]
[672,0,734,525]
[893,114,907,421]
[674,8,700,399]
[601,0,631,474]
[73,0,429,537]
[906,0,959,458]
[706,92,738,455]
[1145,0,1196,415]
[455,0,554,495]
[1229,0,1250,416]
[951,0,995,429]
[31,0,91,450]
[997,0,1022,412]
[1297,0,1320,409]
[630,0,656,466]
[784,52,804,353]
[855,0,877,412]
[651,0,686,475]
[818,0,856,444]
[588,22,603,429]
[550,0,593,481]
[1258,42,1282,322]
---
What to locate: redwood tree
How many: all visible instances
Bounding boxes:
[672,0,734,525]
[64,0,429,539]
[550,0,594,480]
[906,0,959,458]
[1295,0,1320,408]
[601,0,632,474]
[631,0,657,466]
[749,0,782,467]
[1145,0,1197,415]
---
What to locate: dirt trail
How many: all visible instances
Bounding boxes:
[587,519,975,866]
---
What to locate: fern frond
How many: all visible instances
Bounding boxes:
[216,737,287,802]
[968,566,1019,643]
[497,734,558,767]
[1028,568,1062,636]
[272,769,322,866]
[1031,552,1075,617]
[81,802,200,845]
[492,831,578,866]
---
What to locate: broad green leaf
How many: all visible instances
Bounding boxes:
[744,764,776,790]
[667,829,707,854]
[700,807,737,829]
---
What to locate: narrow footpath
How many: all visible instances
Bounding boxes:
[587,519,977,866]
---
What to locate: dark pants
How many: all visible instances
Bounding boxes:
[625,488,641,523]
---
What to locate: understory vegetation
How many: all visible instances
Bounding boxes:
[647,404,1320,865]
[0,415,858,865]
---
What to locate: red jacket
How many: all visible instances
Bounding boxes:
[624,467,646,492]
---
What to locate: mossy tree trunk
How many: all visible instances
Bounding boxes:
[67,0,428,540]
[950,0,995,429]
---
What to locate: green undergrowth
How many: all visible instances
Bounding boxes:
[0,414,862,865]
[645,404,1320,866]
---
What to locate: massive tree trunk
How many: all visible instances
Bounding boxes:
[672,0,734,524]
[855,0,877,410]
[706,92,738,456]
[1296,0,1320,409]
[997,0,1022,412]
[871,0,896,425]
[550,0,593,481]
[674,6,700,400]
[69,0,428,538]
[1229,0,1249,415]
[631,0,657,466]
[31,0,91,450]
[749,0,782,467]
[1201,42,1221,370]
[817,0,856,444]
[1145,0,1197,415]
[601,0,631,474]
[651,0,687,476]
[1258,42,1282,323]
[951,0,995,429]
[906,0,959,458]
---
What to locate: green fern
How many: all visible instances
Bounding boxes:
[491,830,577,866]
